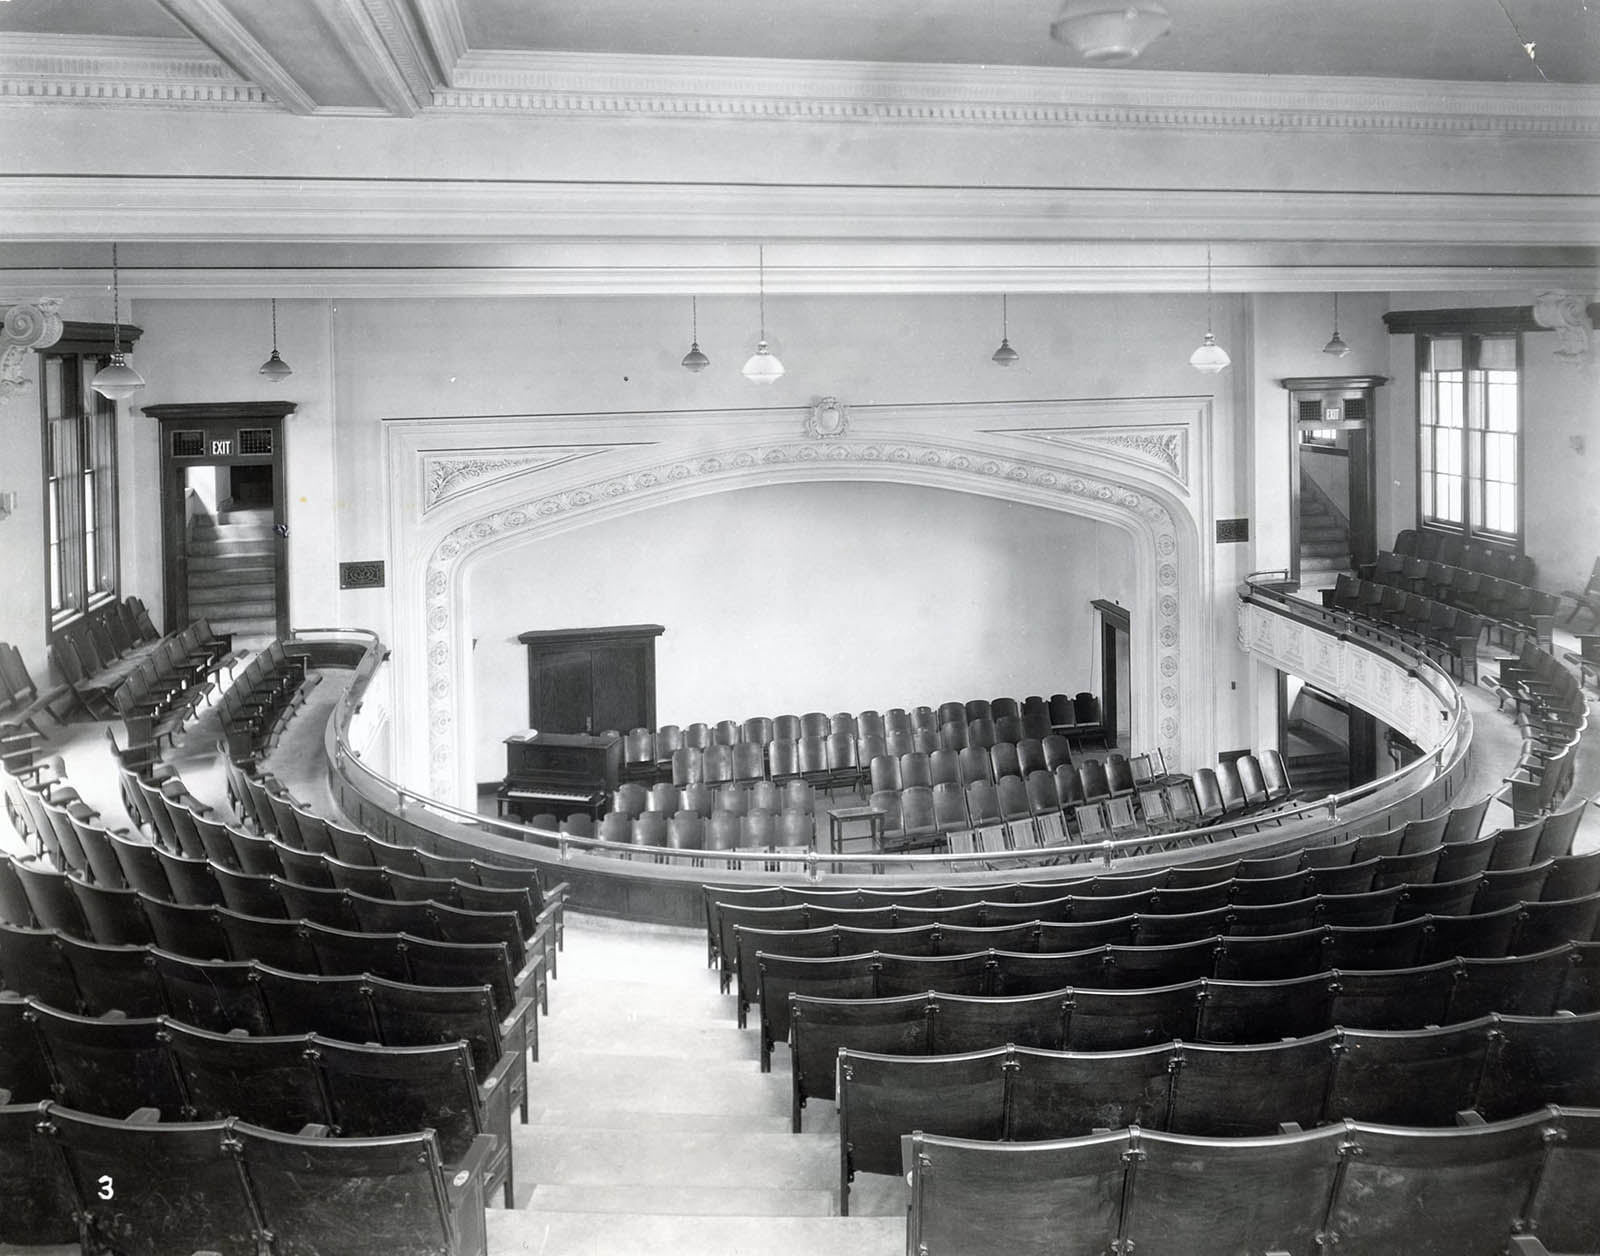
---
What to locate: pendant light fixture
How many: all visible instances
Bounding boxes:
[258,297,293,381]
[89,242,145,401]
[741,245,784,384]
[680,295,710,372]
[1188,243,1231,375]
[991,294,1020,366]
[1322,292,1351,358]
[1050,0,1172,64]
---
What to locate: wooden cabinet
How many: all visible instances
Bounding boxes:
[518,624,664,735]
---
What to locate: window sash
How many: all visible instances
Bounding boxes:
[1417,333,1521,545]
[40,351,120,630]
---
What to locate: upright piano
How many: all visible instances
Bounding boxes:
[499,731,621,824]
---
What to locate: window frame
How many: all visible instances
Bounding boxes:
[39,328,128,636]
[1414,329,1524,551]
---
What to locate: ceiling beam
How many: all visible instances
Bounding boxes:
[311,0,441,117]
[153,0,319,115]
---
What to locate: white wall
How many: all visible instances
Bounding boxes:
[464,479,1133,781]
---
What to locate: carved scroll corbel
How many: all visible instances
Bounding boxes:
[1531,290,1593,365]
[0,298,65,404]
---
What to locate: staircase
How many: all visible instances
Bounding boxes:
[187,506,276,642]
[1298,473,1351,578]
[487,916,903,1256]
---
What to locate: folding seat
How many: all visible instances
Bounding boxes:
[30,1000,185,1118]
[676,780,712,817]
[307,920,410,982]
[272,877,357,929]
[1024,769,1069,845]
[796,735,830,791]
[829,712,858,739]
[1105,754,1138,800]
[772,714,803,742]
[702,743,735,787]
[668,745,707,784]
[743,715,776,746]
[640,784,678,812]
[254,963,376,1042]
[1533,799,1587,862]
[707,785,747,822]
[153,847,222,906]
[958,698,989,724]
[1394,872,1485,922]
[988,741,1022,782]
[1015,738,1048,779]
[684,722,713,750]
[668,812,707,853]
[1069,693,1109,748]
[782,779,816,815]
[775,808,814,851]
[705,811,741,854]
[46,1105,260,1256]
[931,780,970,839]
[1135,783,1174,833]
[210,864,288,919]
[741,778,779,816]
[767,738,800,784]
[897,751,932,790]
[823,731,860,793]
[1396,812,1448,854]
[633,812,669,852]
[273,841,335,889]
[1324,1020,1494,1126]
[36,795,95,879]
[937,719,968,752]
[857,731,887,767]
[1020,709,1053,742]
[867,754,901,796]
[1370,848,1442,890]
[597,811,633,851]
[1077,759,1112,804]
[0,1097,77,1245]
[385,866,455,905]
[885,785,938,852]
[1543,849,1600,901]
[314,1034,514,1206]
[68,877,153,946]
[911,727,941,754]
[1054,762,1086,809]
[12,858,90,938]
[294,808,339,858]
[712,718,740,747]
[1211,759,1251,818]
[1301,837,1359,869]
[621,727,657,783]
[163,1017,328,1129]
[416,848,480,882]
[997,774,1038,848]
[740,808,776,850]
[0,920,82,1012]
[883,726,913,759]
[800,712,831,739]
[1352,826,1405,861]
[1163,778,1202,830]
[993,715,1025,745]
[1308,856,1380,897]
[139,897,230,960]
[953,744,991,787]
[1509,895,1600,956]
[966,717,997,750]
[1487,820,1543,869]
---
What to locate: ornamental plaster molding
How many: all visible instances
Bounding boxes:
[0,298,64,405]
[438,50,1600,139]
[1015,426,1189,488]
[0,34,272,108]
[415,432,1195,801]
[1532,290,1594,365]
[422,446,610,512]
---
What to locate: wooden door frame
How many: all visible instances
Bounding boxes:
[143,401,295,638]
[1090,598,1131,744]
[1281,375,1387,585]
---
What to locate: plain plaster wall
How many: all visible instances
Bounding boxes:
[464,479,1133,783]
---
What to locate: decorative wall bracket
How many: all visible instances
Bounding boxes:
[0,298,64,404]
[1532,290,1594,365]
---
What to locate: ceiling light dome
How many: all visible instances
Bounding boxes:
[1050,1,1171,65]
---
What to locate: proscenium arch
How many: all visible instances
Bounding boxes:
[407,414,1211,806]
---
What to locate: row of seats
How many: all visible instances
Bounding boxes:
[837,1014,1600,1211]
[698,792,1551,975]
[783,944,1599,1129]
[1489,638,1590,824]
[621,691,1110,781]
[216,639,318,758]
[903,1107,1596,1256]
[612,777,817,820]
[0,871,542,1021]
[756,926,1599,1067]
[0,641,75,733]
[1364,549,1558,648]
[2,1100,494,1256]
[1324,574,1488,681]
[0,991,515,1206]
[597,807,817,855]
[1377,527,1538,586]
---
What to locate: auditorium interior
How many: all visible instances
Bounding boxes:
[2,1,1600,1253]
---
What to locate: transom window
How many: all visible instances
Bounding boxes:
[41,349,120,629]
[1417,333,1521,545]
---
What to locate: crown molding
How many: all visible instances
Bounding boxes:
[0,177,1595,250]
[4,35,1598,138]
[0,33,273,107]
[5,263,1597,302]
[436,49,1600,138]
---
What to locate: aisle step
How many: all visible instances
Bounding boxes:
[509,1125,836,1189]
[484,1211,903,1256]
[521,1183,836,1217]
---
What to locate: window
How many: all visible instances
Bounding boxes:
[1418,332,1521,544]
[41,349,120,629]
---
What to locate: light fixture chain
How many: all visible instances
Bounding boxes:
[758,244,766,341]
[110,241,122,354]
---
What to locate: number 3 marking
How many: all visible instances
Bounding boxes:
[97,1175,114,1200]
